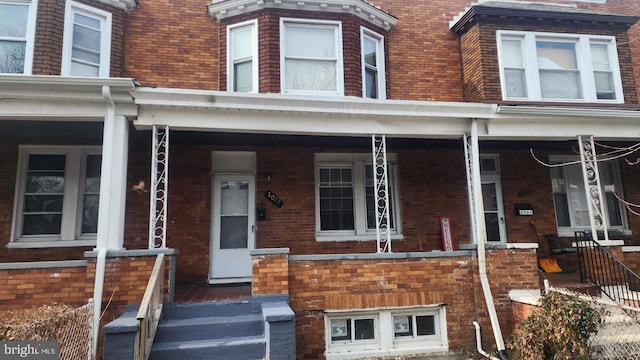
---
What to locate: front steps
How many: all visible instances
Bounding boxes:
[150,300,266,360]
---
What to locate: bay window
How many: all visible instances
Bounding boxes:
[227,20,258,92]
[497,31,623,103]
[361,27,386,99]
[0,0,37,74]
[281,18,343,95]
[61,1,112,77]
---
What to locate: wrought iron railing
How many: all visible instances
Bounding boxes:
[136,253,165,360]
[575,231,640,308]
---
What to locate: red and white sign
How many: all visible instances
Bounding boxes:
[440,216,454,251]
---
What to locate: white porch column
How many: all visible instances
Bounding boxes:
[96,86,129,250]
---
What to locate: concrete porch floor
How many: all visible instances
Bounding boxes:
[173,283,251,303]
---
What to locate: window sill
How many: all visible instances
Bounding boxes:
[326,345,448,360]
[315,234,404,242]
[8,240,96,249]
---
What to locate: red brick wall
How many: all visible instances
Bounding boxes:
[275,248,539,359]
[0,265,90,308]
[252,253,289,296]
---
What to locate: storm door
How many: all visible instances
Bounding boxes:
[210,175,255,283]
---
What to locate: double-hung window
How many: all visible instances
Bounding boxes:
[11,146,102,248]
[61,1,112,77]
[361,27,386,99]
[227,20,258,92]
[280,18,343,95]
[315,153,400,241]
[550,156,627,237]
[497,31,623,103]
[0,0,37,74]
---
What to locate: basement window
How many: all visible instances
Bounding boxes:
[325,306,448,359]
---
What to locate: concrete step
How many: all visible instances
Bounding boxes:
[154,313,263,342]
[150,299,265,360]
[149,335,266,360]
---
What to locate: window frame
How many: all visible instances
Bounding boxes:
[10,145,101,248]
[280,18,344,96]
[61,1,112,78]
[496,30,624,103]
[325,307,448,359]
[0,0,38,75]
[549,155,628,237]
[227,19,258,93]
[314,153,402,241]
[360,27,386,99]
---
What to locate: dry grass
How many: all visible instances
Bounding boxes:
[0,303,79,341]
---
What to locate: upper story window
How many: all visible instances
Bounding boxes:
[550,156,627,237]
[315,153,401,241]
[361,27,386,99]
[0,0,37,74]
[61,1,112,77]
[10,145,101,248]
[227,20,258,92]
[497,31,623,103]
[280,18,344,96]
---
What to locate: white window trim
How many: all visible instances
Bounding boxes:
[360,27,386,99]
[0,0,38,75]
[325,306,448,360]
[9,145,101,248]
[61,1,112,77]
[549,155,628,237]
[280,18,344,96]
[314,153,402,242]
[226,19,258,93]
[497,30,624,103]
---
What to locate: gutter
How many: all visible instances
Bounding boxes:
[469,119,509,360]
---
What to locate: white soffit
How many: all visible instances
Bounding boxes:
[208,0,398,30]
[96,0,137,11]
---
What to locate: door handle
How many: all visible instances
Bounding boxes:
[252,225,256,233]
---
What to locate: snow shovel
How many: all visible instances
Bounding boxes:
[530,221,563,273]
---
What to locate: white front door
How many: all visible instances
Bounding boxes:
[479,155,507,243]
[210,175,255,284]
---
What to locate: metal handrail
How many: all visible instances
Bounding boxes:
[575,232,640,308]
[136,254,165,360]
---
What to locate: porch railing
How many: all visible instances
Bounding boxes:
[136,253,165,360]
[575,232,640,307]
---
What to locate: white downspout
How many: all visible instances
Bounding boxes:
[469,120,509,359]
[92,85,116,359]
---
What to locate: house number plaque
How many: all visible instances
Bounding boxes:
[265,190,284,208]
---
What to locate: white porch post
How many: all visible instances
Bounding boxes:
[372,134,391,253]
[96,86,129,250]
[149,125,169,249]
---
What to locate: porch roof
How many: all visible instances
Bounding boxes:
[133,88,640,141]
[133,88,497,138]
[0,75,137,121]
